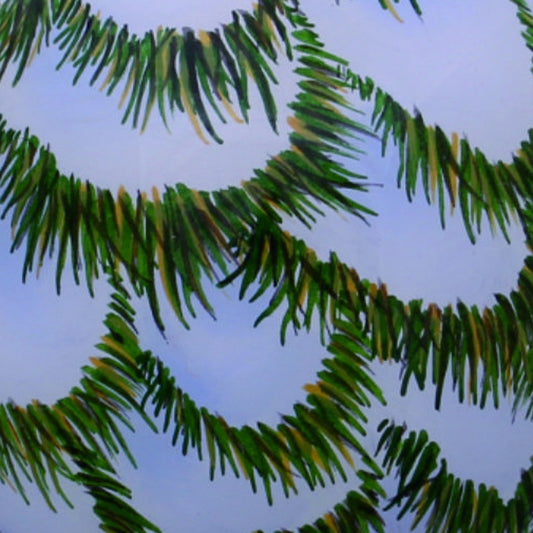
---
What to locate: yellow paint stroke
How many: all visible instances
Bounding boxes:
[99,334,137,366]
[297,273,310,309]
[259,235,271,269]
[467,311,481,405]
[427,126,439,203]
[427,303,442,345]
[277,443,294,486]
[383,0,404,23]
[155,33,170,84]
[406,114,418,178]
[261,8,282,51]
[303,383,329,400]
[287,116,321,143]
[113,186,128,269]
[99,53,118,91]
[115,185,126,232]
[324,513,341,533]
[231,442,251,480]
[91,28,109,60]
[449,132,459,212]
[517,148,528,161]
[181,86,209,144]
[310,446,327,472]
[90,356,136,399]
[118,58,138,109]
[28,29,44,66]
[332,436,355,469]
[220,93,245,123]
[198,29,211,48]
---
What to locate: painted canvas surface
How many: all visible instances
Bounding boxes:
[0,1,532,532]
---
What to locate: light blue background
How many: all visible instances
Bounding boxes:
[0,1,532,531]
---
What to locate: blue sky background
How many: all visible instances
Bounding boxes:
[0,1,532,532]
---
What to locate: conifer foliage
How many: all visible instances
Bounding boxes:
[0,0,532,531]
